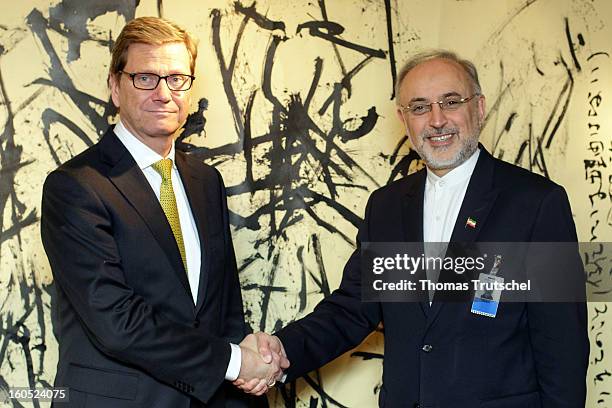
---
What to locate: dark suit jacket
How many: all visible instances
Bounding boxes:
[41,128,253,407]
[276,147,589,408]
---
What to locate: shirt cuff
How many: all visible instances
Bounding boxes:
[225,343,242,381]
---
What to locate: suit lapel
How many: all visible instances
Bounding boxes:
[175,151,211,314]
[99,129,192,298]
[427,147,500,328]
[400,170,429,316]
[401,170,425,243]
[448,148,499,244]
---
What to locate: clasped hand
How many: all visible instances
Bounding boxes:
[233,332,289,396]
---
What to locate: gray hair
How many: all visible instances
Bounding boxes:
[394,50,482,105]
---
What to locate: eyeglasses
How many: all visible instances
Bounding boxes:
[400,93,480,116]
[120,71,195,91]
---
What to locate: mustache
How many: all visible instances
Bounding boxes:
[420,127,459,139]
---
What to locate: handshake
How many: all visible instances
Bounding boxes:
[233,332,290,396]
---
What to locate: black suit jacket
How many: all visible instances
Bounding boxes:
[276,147,588,408]
[41,128,253,407]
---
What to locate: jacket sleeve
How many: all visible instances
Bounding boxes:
[215,168,248,343]
[275,193,382,380]
[41,169,231,404]
[213,168,267,407]
[526,186,589,408]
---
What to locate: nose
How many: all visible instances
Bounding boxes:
[151,79,172,102]
[428,102,448,129]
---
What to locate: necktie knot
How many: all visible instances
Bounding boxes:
[152,158,173,181]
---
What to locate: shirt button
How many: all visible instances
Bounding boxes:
[414,404,421,408]
[422,344,433,353]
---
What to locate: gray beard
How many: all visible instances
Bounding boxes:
[421,134,479,171]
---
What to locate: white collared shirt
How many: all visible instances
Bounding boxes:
[423,149,480,299]
[114,121,201,302]
[114,122,241,381]
[423,148,480,243]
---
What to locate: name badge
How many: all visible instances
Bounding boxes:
[471,273,504,318]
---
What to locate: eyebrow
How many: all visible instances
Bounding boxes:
[130,71,190,75]
[408,91,463,104]
[408,97,428,103]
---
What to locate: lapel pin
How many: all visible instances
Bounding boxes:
[466,217,477,229]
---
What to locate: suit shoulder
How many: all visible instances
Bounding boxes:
[58,143,100,169]
[46,143,105,185]
[180,152,223,180]
[369,168,425,200]
[492,157,564,196]
[42,147,107,206]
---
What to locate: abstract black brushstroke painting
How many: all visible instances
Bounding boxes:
[0,1,610,407]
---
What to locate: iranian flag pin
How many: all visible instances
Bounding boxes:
[466,217,477,229]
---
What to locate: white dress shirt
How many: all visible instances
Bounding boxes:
[114,122,241,380]
[423,148,480,301]
[423,148,480,243]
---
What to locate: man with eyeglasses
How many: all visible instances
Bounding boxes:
[236,50,588,407]
[41,17,284,407]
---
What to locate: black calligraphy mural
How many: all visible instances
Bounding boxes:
[584,51,611,243]
[178,1,396,405]
[0,2,139,405]
[0,18,47,408]
[0,1,611,407]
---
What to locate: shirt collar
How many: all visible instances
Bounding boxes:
[426,147,480,187]
[113,120,176,171]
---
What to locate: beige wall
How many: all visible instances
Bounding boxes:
[0,0,610,406]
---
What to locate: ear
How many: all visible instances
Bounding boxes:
[396,107,411,137]
[477,94,486,124]
[395,106,405,123]
[109,73,121,108]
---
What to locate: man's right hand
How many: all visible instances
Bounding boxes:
[233,333,290,395]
